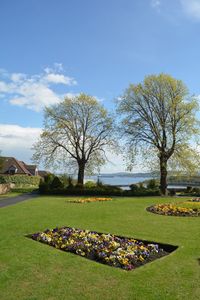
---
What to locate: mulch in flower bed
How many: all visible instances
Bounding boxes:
[27,227,177,271]
[147,203,200,217]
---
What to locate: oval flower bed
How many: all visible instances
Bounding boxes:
[28,227,176,271]
[68,197,112,204]
[147,203,200,217]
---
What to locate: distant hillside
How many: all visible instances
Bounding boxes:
[98,172,157,178]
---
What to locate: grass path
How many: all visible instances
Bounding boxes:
[0,196,199,299]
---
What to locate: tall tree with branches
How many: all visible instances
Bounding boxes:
[33,93,114,185]
[118,74,199,195]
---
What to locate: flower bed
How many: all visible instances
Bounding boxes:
[28,227,176,271]
[68,197,112,203]
[147,203,200,217]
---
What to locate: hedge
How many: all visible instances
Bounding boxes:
[0,175,40,187]
[39,185,160,197]
[38,174,161,197]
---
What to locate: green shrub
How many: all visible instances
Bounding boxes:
[168,189,176,196]
[38,174,161,197]
[186,186,193,193]
[191,187,200,194]
[129,184,139,191]
[39,174,54,193]
[38,182,160,196]
[138,182,145,189]
[67,176,74,188]
[59,174,76,187]
[39,181,49,193]
[39,174,69,192]
[124,188,160,197]
[0,176,6,183]
[147,179,158,189]
[50,176,64,189]
[65,185,123,196]
[0,175,40,187]
[84,181,97,188]
[11,187,38,193]
[43,174,55,184]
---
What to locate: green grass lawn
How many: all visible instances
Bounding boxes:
[179,201,200,209]
[0,196,199,300]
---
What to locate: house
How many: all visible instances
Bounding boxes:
[38,170,49,177]
[0,157,38,176]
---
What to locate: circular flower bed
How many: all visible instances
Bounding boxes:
[29,227,170,271]
[68,197,112,203]
[147,203,200,217]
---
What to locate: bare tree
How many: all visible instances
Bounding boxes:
[33,93,114,185]
[118,74,199,195]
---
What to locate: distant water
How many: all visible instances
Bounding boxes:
[84,175,188,190]
[85,175,153,189]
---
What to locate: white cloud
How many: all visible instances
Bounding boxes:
[44,73,76,85]
[44,63,64,74]
[9,82,60,112]
[54,63,64,72]
[10,73,26,82]
[0,64,77,112]
[151,0,161,8]
[180,0,200,20]
[0,124,42,163]
[0,81,9,92]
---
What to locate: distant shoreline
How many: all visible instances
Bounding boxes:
[95,172,157,178]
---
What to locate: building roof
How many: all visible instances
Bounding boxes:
[20,162,37,175]
[38,170,50,177]
[0,157,32,175]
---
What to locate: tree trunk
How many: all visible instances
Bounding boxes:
[77,162,85,185]
[159,155,168,195]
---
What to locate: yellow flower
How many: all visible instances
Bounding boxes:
[139,255,144,262]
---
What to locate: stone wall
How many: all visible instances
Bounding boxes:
[0,184,11,195]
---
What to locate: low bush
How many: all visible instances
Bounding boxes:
[11,187,38,193]
[186,186,193,193]
[0,175,40,188]
[191,187,200,194]
[39,178,160,196]
[124,188,160,197]
[147,179,158,190]
[179,186,200,197]
[84,181,97,188]
[129,182,160,197]
[50,176,64,190]
[129,184,139,192]
[59,174,76,187]
[168,190,176,196]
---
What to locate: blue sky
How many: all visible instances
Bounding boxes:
[1,0,200,172]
